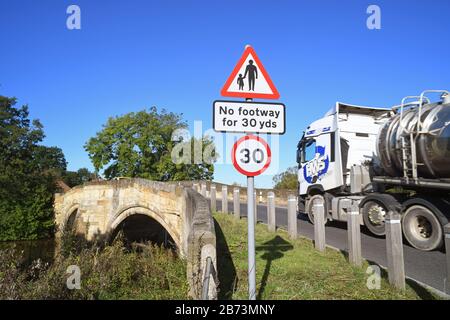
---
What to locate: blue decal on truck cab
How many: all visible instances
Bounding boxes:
[303,146,329,184]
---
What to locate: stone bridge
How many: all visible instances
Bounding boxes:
[54,178,217,299]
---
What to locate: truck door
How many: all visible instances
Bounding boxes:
[298,132,343,195]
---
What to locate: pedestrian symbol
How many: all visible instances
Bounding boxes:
[221,45,280,100]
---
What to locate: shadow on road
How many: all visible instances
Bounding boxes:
[213,218,237,299]
[256,235,293,299]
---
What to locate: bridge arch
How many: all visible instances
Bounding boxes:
[53,179,218,299]
[108,206,181,250]
[60,204,81,234]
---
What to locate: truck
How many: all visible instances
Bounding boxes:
[296,89,450,251]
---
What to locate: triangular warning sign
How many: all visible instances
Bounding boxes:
[221,46,280,100]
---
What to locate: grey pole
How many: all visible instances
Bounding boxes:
[288,195,297,239]
[247,177,256,300]
[313,198,326,252]
[210,184,216,212]
[385,211,405,290]
[222,185,228,213]
[444,224,450,295]
[233,187,240,219]
[347,204,362,267]
[267,191,275,232]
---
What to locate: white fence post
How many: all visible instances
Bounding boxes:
[288,195,297,239]
[233,187,240,219]
[267,191,275,232]
[385,211,405,290]
[313,198,326,252]
[254,191,257,224]
[444,223,450,295]
[221,185,228,213]
[210,184,216,212]
[347,204,362,266]
[201,183,206,197]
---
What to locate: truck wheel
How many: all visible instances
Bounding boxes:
[306,194,327,225]
[362,200,387,236]
[402,205,443,251]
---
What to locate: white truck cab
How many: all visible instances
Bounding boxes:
[297,102,390,197]
[296,92,450,252]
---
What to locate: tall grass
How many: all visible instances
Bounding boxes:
[0,236,189,300]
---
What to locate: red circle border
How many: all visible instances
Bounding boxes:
[231,135,272,177]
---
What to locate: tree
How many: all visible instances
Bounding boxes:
[0,96,57,240]
[273,166,298,190]
[85,107,217,181]
[34,145,67,177]
[63,168,97,188]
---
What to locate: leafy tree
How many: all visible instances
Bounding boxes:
[34,145,67,177]
[63,168,97,188]
[0,96,57,240]
[273,166,298,190]
[85,107,217,180]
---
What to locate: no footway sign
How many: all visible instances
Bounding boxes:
[213,100,285,134]
[221,46,280,99]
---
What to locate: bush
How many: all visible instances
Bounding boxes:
[0,238,189,300]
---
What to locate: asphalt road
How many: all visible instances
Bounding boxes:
[214,199,448,294]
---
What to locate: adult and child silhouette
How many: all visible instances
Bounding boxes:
[237,59,258,91]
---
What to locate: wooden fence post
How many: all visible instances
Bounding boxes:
[313,198,326,252]
[233,188,240,219]
[288,195,297,239]
[385,211,405,290]
[221,185,228,213]
[444,223,450,295]
[267,191,275,232]
[347,204,362,266]
[210,184,216,212]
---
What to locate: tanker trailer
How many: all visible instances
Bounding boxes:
[297,89,450,251]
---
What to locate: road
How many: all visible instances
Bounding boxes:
[214,199,447,294]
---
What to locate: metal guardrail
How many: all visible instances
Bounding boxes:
[201,256,217,300]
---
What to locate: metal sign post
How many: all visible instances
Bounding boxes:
[215,45,284,300]
[247,175,256,299]
[231,135,271,300]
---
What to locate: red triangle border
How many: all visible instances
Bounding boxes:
[220,46,280,100]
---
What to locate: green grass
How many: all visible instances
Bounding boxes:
[214,212,437,300]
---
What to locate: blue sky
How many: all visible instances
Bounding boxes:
[1,0,449,188]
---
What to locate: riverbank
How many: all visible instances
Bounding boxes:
[214,212,438,300]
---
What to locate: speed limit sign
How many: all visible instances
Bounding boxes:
[231,135,271,177]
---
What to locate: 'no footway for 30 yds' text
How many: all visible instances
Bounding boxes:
[213,100,285,134]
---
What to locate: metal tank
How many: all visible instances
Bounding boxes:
[377,92,450,179]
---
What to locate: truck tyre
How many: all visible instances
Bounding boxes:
[306,194,328,225]
[362,200,387,236]
[402,205,443,251]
